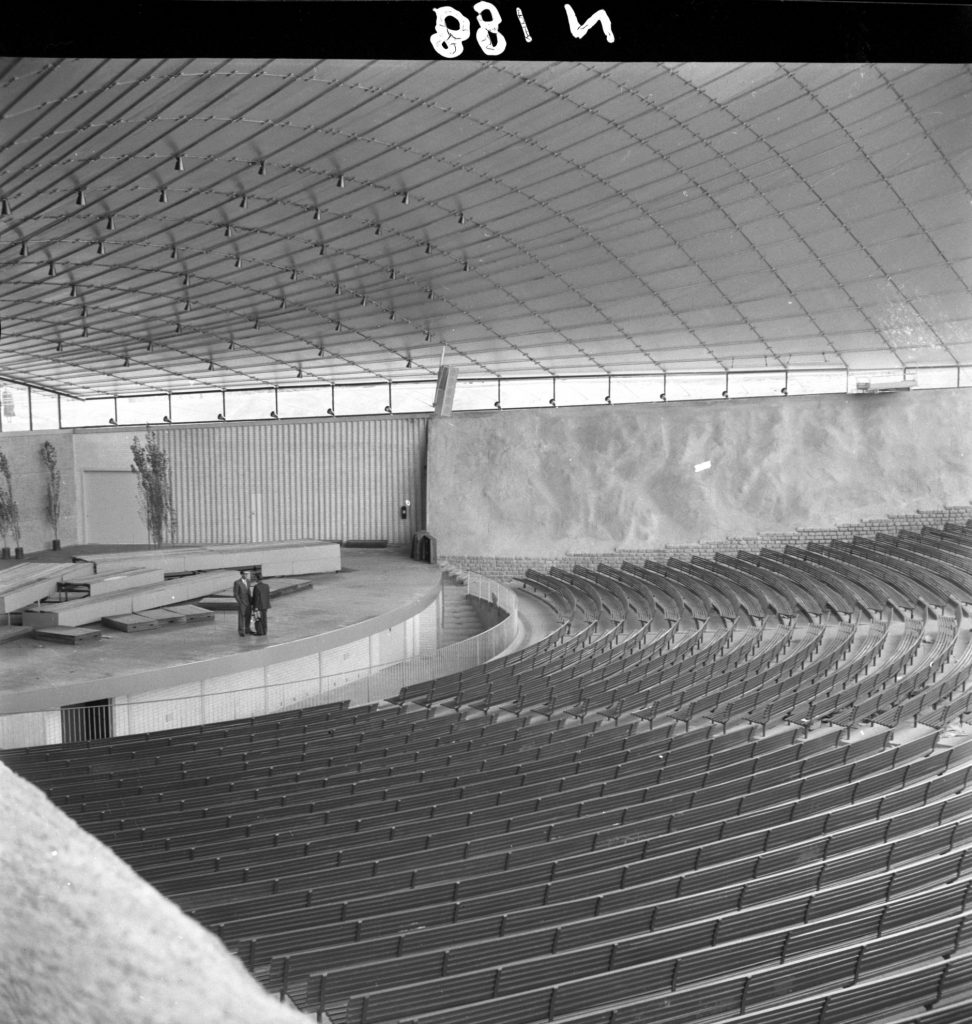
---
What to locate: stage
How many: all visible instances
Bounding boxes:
[0,545,443,720]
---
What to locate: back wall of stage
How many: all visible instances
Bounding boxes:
[0,416,428,553]
[2,389,969,561]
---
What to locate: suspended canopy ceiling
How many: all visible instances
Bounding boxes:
[0,57,970,399]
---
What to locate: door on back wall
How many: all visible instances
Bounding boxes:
[82,470,147,545]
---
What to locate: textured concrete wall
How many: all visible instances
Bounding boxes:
[428,389,972,559]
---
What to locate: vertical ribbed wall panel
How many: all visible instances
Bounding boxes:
[163,417,427,545]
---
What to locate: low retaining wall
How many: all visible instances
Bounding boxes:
[443,505,972,580]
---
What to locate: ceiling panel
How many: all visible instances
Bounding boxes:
[1,58,969,399]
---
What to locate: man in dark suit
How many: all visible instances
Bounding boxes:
[251,574,271,636]
[233,569,253,636]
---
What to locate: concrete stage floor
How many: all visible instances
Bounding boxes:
[0,546,442,712]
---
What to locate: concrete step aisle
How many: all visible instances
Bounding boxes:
[438,577,489,647]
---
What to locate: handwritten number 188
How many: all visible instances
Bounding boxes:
[431,6,614,58]
[431,4,507,58]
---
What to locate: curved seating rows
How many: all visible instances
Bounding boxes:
[2,522,972,1024]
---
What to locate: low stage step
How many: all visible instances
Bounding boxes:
[31,625,102,644]
[101,613,161,632]
[0,625,34,645]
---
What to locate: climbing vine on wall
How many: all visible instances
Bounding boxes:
[0,450,21,552]
[130,431,177,547]
[40,440,63,543]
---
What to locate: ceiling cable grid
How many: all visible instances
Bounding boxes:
[1,58,969,398]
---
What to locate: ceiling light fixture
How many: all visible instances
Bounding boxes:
[159,188,167,203]
[258,160,266,176]
[235,255,242,269]
[337,174,344,188]
[56,339,63,352]
[389,268,395,280]
[175,323,182,334]
[106,215,114,231]
[402,192,409,205]
[1,199,9,216]
[269,410,278,419]
[123,356,130,367]
[290,268,297,281]
[374,223,381,235]
[48,261,55,276]
[360,295,367,306]
[318,244,326,256]
[183,273,189,286]
[82,324,88,338]
[19,241,27,257]
[184,299,191,312]
[76,189,85,206]
[225,224,232,237]
[334,321,341,332]
[314,207,321,221]
[174,155,184,171]
[459,211,465,225]
[97,240,105,255]
[147,339,154,352]
[170,244,176,259]
[424,330,431,343]
[425,241,432,255]
[70,284,77,297]
[297,367,303,379]
[208,359,214,371]
[239,194,247,209]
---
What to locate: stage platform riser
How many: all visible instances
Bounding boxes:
[22,571,240,629]
[83,542,341,578]
[0,561,95,614]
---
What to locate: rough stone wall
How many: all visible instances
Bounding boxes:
[430,389,972,572]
